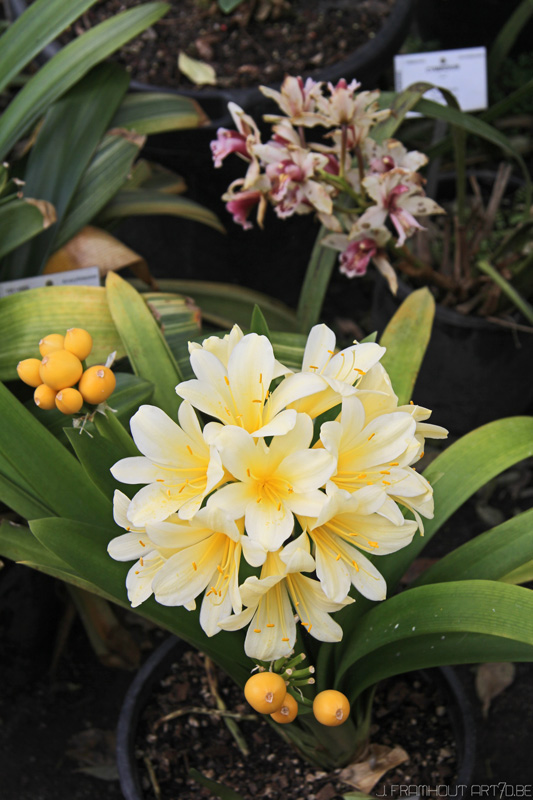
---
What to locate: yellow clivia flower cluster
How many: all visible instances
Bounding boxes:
[17,328,116,414]
[108,324,447,663]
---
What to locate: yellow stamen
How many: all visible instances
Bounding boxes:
[368,432,376,440]
[139,540,146,547]
[156,478,164,482]
[390,461,399,466]
[140,558,144,566]
[186,445,193,455]
[192,562,197,571]
[254,628,261,633]
[380,470,390,475]
[383,480,391,485]
[224,376,230,386]
[266,623,275,628]
[282,637,290,642]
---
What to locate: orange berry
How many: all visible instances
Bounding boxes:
[64,328,93,361]
[78,365,116,405]
[55,387,84,415]
[17,358,42,387]
[34,384,57,410]
[270,692,298,724]
[244,672,287,714]
[39,333,65,357]
[312,690,350,727]
[39,350,83,391]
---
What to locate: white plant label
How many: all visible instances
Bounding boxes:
[394,47,488,112]
[0,266,100,298]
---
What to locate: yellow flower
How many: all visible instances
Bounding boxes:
[207,413,336,551]
[321,395,435,532]
[219,534,353,661]
[286,323,385,419]
[110,401,224,527]
[151,507,266,636]
[177,328,325,438]
[301,483,417,602]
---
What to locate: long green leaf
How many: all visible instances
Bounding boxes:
[0,2,169,161]
[489,0,533,80]
[189,769,246,800]
[0,285,125,382]
[379,288,435,405]
[129,278,299,333]
[476,259,533,325]
[0,518,71,570]
[0,381,111,526]
[97,189,225,234]
[412,508,533,586]
[29,516,250,680]
[110,92,208,134]
[296,226,337,333]
[0,0,98,94]
[336,581,533,698]
[0,198,53,262]
[106,272,183,418]
[3,63,130,279]
[0,468,54,520]
[501,559,533,585]
[55,131,144,249]
[64,427,129,503]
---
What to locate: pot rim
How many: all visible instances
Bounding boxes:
[7,0,414,128]
[116,636,476,799]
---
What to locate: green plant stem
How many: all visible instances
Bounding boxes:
[476,259,533,324]
[296,225,337,332]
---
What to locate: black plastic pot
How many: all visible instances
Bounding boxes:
[9,0,415,128]
[116,636,476,799]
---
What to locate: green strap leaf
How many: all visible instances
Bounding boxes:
[296,226,337,333]
[55,131,144,249]
[3,62,130,279]
[412,508,533,586]
[0,0,98,95]
[189,769,246,800]
[379,288,435,405]
[501,559,533,586]
[249,305,271,338]
[0,2,169,161]
[0,467,54,520]
[336,581,533,699]
[0,380,111,526]
[489,0,533,80]
[129,278,299,333]
[110,92,208,134]
[64,427,130,503]
[0,198,54,263]
[97,189,225,234]
[476,259,533,325]
[29,516,250,680]
[106,272,183,418]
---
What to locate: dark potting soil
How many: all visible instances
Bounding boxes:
[134,649,458,800]
[54,0,395,90]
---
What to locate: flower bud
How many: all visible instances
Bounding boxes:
[39,333,65,357]
[34,384,57,410]
[270,692,298,724]
[78,365,116,405]
[312,690,350,727]
[64,328,93,361]
[244,672,287,714]
[55,387,84,415]
[17,358,42,388]
[39,350,83,391]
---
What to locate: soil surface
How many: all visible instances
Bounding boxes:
[133,650,459,799]
[55,0,395,90]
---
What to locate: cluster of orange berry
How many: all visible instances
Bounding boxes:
[17,328,116,415]
[244,671,350,727]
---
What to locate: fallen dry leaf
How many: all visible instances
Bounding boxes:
[338,743,409,793]
[178,51,216,86]
[475,662,515,717]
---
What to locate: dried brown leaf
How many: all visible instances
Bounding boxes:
[338,743,409,793]
[475,662,515,717]
[25,198,57,229]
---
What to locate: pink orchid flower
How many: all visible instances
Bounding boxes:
[210,102,261,168]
